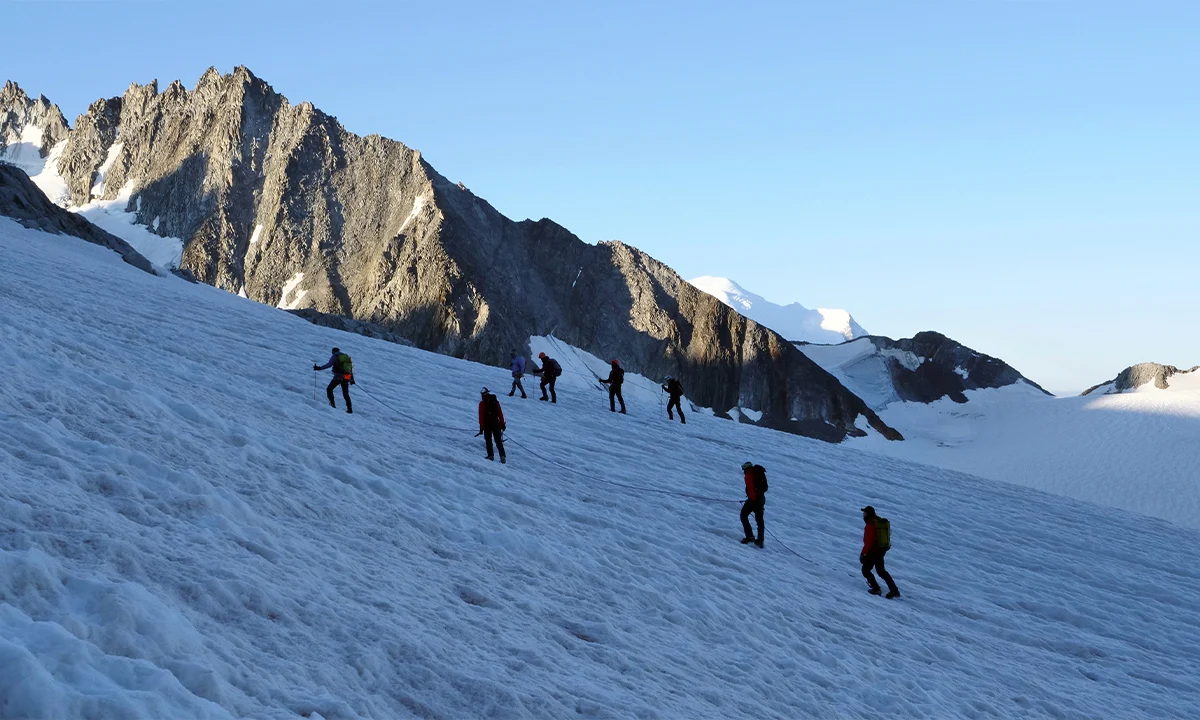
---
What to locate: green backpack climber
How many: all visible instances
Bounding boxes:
[873,518,891,550]
[334,352,354,377]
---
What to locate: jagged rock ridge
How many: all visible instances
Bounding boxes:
[0,67,901,442]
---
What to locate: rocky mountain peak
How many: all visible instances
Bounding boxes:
[0,80,70,153]
[0,67,902,442]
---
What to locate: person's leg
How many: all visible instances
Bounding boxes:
[861,552,881,592]
[740,500,755,540]
[341,378,352,413]
[609,386,616,411]
[494,429,506,461]
[510,377,518,396]
[617,386,626,413]
[517,377,526,398]
[666,397,675,419]
[753,499,764,545]
[540,377,549,400]
[326,377,339,407]
[678,401,685,423]
[874,551,899,594]
[549,376,557,403]
[484,429,495,459]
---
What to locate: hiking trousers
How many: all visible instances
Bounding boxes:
[540,375,557,402]
[609,385,626,413]
[327,376,352,412]
[667,396,685,422]
[740,497,764,542]
[861,549,899,594]
[510,374,526,397]
[484,428,505,460]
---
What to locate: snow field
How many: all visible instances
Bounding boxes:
[2,219,1200,718]
[851,386,1200,530]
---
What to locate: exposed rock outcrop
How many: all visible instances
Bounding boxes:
[0,163,153,273]
[872,332,1051,403]
[1082,363,1199,395]
[0,68,900,442]
[799,331,1049,410]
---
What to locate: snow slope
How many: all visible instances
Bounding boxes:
[3,218,1200,718]
[851,381,1200,529]
[689,276,867,343]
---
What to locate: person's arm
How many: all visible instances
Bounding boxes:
[314,354,334,371]
[530,361,543,375]
[478,402,485,431]
[498,406,506,427]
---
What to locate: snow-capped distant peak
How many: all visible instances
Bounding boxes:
[688,276,867,344]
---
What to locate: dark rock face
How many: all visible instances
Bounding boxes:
[872,331,1049,404]
[0,68,901,442]
[1082,363,1199,395]
[0,164,153,273]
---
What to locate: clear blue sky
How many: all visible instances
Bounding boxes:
[6,0,1198,393]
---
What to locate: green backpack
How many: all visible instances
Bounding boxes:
[334,353,353,376]
[874,518,891,550]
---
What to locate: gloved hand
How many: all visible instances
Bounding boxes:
[350,376,356,385]
[312,364,320,371]
[475,430,483,437]
[501,425,507,433]
[859,555,866,565]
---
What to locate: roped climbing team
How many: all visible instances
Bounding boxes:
[310,345,901,599]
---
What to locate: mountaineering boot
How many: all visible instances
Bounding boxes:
[681,418,686,424]
[485,455,495,461]
[500,456,507,464]
[868,586,883,596]
[885,589,901,599]
[329,399,336,408]
[540,397,548,402]
[508,391,515,397]
[346,408,353,414]
[619,409,626,414]
[754,539,764,548]
[740,537,755,545]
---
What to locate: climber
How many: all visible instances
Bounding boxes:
[529,352,561,403]
[477,387,506,463]
[313,347,354,414]
[739,461,768,547]
[860,506,900,599]
[600,359,626,413]
[662,376,685,424]
[509,350,527,398]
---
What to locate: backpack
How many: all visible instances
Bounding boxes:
[483,394,501,420]
[752,465,768,494]
[548,359,562,377]
[873,518,891,550]
[334,353,353,377]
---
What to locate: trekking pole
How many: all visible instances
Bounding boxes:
[312,368,316,401]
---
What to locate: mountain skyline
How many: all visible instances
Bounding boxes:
[4,65,1190,400]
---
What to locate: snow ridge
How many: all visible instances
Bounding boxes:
[689,276,867,343]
